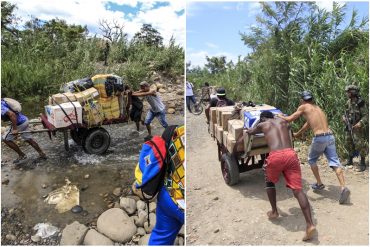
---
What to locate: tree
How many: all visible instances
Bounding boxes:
[205,56,226,74]
[1,1,18,46]
[132,24,163,47]
[98,19,126,43]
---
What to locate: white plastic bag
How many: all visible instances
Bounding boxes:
[33,223,59,238]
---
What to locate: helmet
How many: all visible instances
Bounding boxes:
[216,87,226,96]
[300,90,313,101]
[345,85,359,95]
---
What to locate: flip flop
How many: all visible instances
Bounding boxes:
[311,183,325,190]
[339,187,350,204]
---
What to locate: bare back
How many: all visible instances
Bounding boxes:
[300,103,330,135]
[258,118,292,151]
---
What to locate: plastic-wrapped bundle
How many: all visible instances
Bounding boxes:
[91,74,124,97]
[61,77,94,93]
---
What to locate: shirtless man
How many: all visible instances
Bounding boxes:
[246,111,316,241]
[277,91,350,204]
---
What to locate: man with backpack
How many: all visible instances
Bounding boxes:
[1,98,46,165]
[132,125,185,245]
[132,81,168,141]
[205,87,235,123]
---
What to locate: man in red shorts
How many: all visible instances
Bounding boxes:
[246,111,316,241]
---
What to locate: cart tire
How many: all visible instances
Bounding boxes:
[70,128,88,145]
[83,128,110,154]
[221,153,239,186]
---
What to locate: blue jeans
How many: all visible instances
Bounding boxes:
[186,95,196,112]
[144,110,168,128]
[149,186,184,245]
[308,134,341,167]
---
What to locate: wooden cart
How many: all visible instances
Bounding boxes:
[209,104,292,186]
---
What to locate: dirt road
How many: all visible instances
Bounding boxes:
[186,112,368,245]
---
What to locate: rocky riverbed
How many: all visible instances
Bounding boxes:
[1,76,184,245]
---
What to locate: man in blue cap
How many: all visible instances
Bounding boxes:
[277,90,350,204]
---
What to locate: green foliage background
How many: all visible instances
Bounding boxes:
[187,2,369,156]
[1,2,184,102]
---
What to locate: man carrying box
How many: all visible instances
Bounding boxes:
[1,99,46,165]
[132,81,168,140]
[246,111,316,241]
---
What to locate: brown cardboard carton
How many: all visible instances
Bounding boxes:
[74,87,100,104]
[216,126,223,143]
[50,92,77,105]
[228,119,244,139]
[223,131,228,147]
[216,107,233,125]
[226,134,244,153]
[210,107,217,123]
[240,104,275,119]
[221,112,233,131]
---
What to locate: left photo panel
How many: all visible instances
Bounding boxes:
[1,0,185,245]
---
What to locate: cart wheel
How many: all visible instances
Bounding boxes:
[221,153,240,186]
[82,128,110,154]
[71,128,88,145]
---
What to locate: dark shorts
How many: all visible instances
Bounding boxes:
[264,148,302,190]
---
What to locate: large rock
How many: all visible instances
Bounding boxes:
[83,229,113,245]
[138,234,151,245]
[60,221,88,245]
[149,202,157,213]
[120,197,137,215]
[97,208,137,243]
[137,227,146,236]
[143,213,156,233]
[134,210,148,227]
[136,200,146,211]
[167,108,176,114]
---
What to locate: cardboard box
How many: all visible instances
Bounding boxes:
[223,131,229,147]
[221,112,233,131]
[216,107,234,125]
[226,134,244,153]
[50,92,77,105]
[45,102,82,128]
[228,119,244,139]
[243,130,268,153]
[98,96,120,119]
[74,87,100,104]
[216,126,223,143]
[210,107,217,123]
[83,101,103,126]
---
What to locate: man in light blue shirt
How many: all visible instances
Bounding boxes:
[132,81,168,140]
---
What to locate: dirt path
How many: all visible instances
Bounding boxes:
[186,112,368,245]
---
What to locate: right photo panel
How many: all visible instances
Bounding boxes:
[186,1,369,245]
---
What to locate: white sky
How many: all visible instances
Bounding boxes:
[9,0,185,46]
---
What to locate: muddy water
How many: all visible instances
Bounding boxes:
[1,114,184,231]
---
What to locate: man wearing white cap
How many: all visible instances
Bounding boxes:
[205,87,235,123]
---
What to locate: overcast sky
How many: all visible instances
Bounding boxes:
[187,0,369,68]
[9,0,185,46]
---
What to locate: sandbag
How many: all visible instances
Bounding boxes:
[3,98,22,112]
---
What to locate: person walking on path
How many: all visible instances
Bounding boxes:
[277,91,350,204]
[186,81,196,113]
[132,81,168,140]
[1,98,46,164]
[246,111,316,241]
[342,85,368,172]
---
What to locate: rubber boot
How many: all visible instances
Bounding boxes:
[356,156,366,172]
[342,156,353,167]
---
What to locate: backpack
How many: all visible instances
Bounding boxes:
[216,99,227,107]
[3,98,22,112]
[133,125,178,225]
